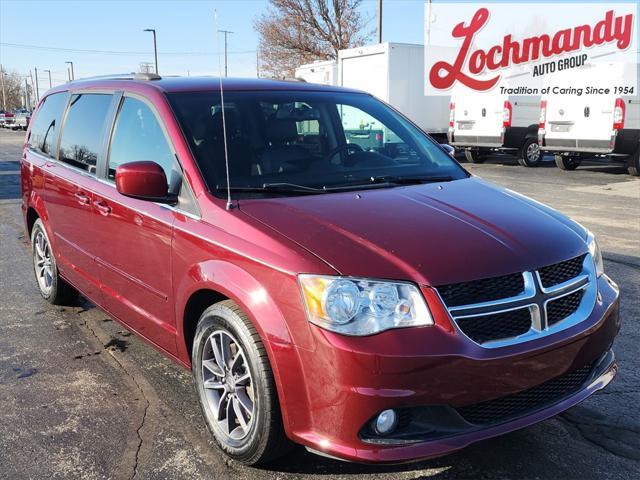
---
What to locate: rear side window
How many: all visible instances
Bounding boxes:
[58,93,112,173]
[108,97,180,193]
[28,92,68,156]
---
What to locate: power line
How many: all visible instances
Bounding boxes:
[1,42,256,56]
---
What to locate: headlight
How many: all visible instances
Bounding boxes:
[298,275,433,336]
[587,231,604,277]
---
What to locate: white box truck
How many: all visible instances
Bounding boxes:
[448,87,542,167]
[539,62,640,176]
[294,60,338,86]
[334,43,451,143]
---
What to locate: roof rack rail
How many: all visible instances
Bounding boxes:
[67,72,162,83]
[134,72,162,81]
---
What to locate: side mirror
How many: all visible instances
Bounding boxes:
[439,143,456,157]
[115,161,176,203]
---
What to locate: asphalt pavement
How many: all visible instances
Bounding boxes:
[1,128,638,479]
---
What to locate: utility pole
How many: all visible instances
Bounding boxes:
[218,29,233,77]
[25,77,30,110]
[34,67,40,102]
[0,67,6,111]
[65,61,74,80]
[378,0,383,43]
[44,69,52,88]
[143,29,158,74]
[256,50,259,78]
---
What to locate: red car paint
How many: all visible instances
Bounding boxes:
[21,77,620,463]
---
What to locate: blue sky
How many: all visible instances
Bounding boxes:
[0,0,428,88]
[1,0,637,98]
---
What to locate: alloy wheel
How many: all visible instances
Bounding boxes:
[527,142,541,163]
[34,230,53,295]
[201,330,255,441]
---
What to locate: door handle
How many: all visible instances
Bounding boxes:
[93,200,111,216]
[74,192,90,205]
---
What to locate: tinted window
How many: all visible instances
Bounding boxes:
[108,97,180,193]
[59,94,112,173]
[28,92,68,156]
[169,91,467,198]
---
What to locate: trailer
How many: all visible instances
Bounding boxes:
[294,60,338,86]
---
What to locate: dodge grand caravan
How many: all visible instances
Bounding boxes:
[21,74,620,465]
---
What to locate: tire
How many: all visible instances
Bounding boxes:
[464,149,487,164]
[31,219,79,305]
[626,147,640,176]
[554,155,581,171]
[517,138,543,167]
[192,300,290,465]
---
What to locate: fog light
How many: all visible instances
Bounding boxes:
[374,409,398,435]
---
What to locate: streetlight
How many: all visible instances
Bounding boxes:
[43,69,52,88]
[218,29,234,77]
[65,61,74,80]
[143,28,158,74]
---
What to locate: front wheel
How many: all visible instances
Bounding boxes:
[554,155,581,171]
[192,300,290,465]
[626,147,640,176]
[31,219,78,305]
[517,138,543,167]
[464,149,487,164]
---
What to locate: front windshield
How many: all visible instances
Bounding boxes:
[168,90,467,197]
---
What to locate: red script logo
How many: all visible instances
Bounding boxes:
[429,8,634,91]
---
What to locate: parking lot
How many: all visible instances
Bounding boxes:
[0,127,638,479]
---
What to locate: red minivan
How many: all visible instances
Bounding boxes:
[21,74,620,465]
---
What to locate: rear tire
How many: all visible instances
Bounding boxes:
[192,300,290,465]
[626,147,640,176]
[517,138,543,167]
[464,149,487,164]
[31,219,79,305]
[554,155,581,171]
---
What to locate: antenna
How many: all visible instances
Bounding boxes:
[214,9,233,210]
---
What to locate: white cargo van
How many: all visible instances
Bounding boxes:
[539,63,640,176]
[294,60,338,86]
[448,88,542,167]
[336,43,452,143]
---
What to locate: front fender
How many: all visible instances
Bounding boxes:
[174,258,316,437]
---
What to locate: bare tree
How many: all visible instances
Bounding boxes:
[255,0,372,78]
[0,67,30,110]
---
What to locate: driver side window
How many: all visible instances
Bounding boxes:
[108,97,181,194]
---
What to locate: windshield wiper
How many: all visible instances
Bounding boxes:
[368,175,455,184]
[216,183,326,195]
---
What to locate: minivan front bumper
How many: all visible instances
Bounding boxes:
[288,274,620,463]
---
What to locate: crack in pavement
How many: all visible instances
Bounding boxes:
[559,408,640,461]
[78,315,152,480]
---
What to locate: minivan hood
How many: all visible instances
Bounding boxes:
[239,177,588,286]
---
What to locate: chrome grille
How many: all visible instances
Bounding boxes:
[456,308,531,344]
[438,273,524,307]
[547,289,585,326]
[539,254,587,288]
[436,254,596,348]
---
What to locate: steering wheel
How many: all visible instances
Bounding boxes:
[324,143,363,162]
